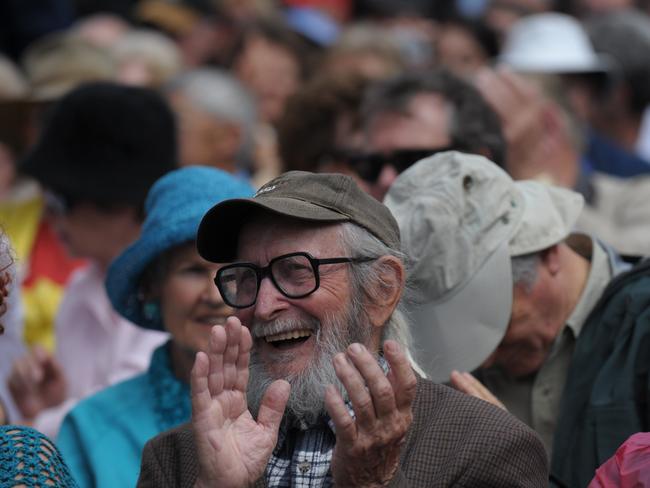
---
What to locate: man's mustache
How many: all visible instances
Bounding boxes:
[249,316,320,340]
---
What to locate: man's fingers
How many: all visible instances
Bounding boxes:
[383,340,417,411]
[208,325,227,395]
[463,372,488,396]
[191,351,213,415]
[450,371,506,410]
[450,370,477,396]
[256,379,290,432]
[222,317,242,390]
[325,384,356,443]
[234,324,252,391]
[206,319,252,395]
[333,351,376,427]
[461,372,507,410]
[346,343,397,418]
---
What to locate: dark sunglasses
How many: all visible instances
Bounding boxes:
[338,147,458,183]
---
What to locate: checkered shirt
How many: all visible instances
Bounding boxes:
[264,358,388,487]
[264,414,340,487]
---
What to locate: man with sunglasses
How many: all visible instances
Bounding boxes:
[353,70,505,201]
[138,170,547,487]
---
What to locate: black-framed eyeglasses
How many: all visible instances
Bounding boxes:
[215,252,375,308]
[339,146,459,183]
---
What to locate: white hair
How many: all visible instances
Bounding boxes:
[511,252,541,291]
[338,222,426,376]
[166,68,257,170]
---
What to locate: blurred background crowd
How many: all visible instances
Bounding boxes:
[2,0,650,484]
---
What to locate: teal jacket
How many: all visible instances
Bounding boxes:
[57,343,190,488]
[551,257,650,488]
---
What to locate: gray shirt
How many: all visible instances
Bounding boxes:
[479,236,613,455]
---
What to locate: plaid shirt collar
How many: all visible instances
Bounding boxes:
[263,357,388,487]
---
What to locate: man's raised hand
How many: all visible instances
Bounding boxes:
[325,340,416,487]
[192,317,290,488]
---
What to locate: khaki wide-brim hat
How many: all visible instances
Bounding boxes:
[385,151,584,382]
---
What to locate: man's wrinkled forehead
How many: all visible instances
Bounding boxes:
[235,210,344,261]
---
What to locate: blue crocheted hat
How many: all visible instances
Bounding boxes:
[106,166,254,330]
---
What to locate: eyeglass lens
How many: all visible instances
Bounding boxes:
[218,254,319,307]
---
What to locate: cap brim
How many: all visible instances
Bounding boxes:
[408,241,513,383]
[197,196,350,262]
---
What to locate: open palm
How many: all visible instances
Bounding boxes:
[192,318,290,488]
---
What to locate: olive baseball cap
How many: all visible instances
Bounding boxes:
[197,170,401,262]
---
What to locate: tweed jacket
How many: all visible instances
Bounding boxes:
[137,377,548,487]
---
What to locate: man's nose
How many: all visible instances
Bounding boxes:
[252,275,288,321]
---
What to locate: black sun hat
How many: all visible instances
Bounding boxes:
[20,81,177,206]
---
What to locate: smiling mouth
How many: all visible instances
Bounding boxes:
[264,329,313,349]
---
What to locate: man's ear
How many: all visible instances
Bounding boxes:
[540,244,561,276]
[364,255,405,329]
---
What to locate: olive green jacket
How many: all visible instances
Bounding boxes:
[137,378,548,487]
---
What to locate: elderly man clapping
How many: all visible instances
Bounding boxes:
[138,171,548,487]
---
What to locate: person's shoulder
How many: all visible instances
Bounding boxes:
[406,378,548,485]
[1,424,43,438]
[65,373,149,426]
[415,378,532,432]
[1,425,78,486]
[138,422,198,486]
[587,257,650,318]
[145,421,194,455]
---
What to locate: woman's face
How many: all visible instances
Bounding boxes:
[158,242,233,354]
[234,36,301,124]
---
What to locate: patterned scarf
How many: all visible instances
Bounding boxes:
[147,341,191,432]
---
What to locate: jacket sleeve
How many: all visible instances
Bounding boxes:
[386,468,410,487]
[137,439,174,488]
[461,421,549,487]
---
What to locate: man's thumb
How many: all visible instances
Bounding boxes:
[257,379,290,432]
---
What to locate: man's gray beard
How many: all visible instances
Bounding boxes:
[247,298,372,428]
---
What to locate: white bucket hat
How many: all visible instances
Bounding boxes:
[499,12,611,73]
[384,151,584,382]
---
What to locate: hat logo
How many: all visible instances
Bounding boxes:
[255,185,277,196]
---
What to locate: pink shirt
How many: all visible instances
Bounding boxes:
[33,264,168,438]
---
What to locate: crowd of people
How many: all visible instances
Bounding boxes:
[2,0,650,486]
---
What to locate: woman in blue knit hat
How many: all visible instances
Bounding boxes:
[56,166,254,488]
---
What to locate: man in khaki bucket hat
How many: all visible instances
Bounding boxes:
[385,150,637,488]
